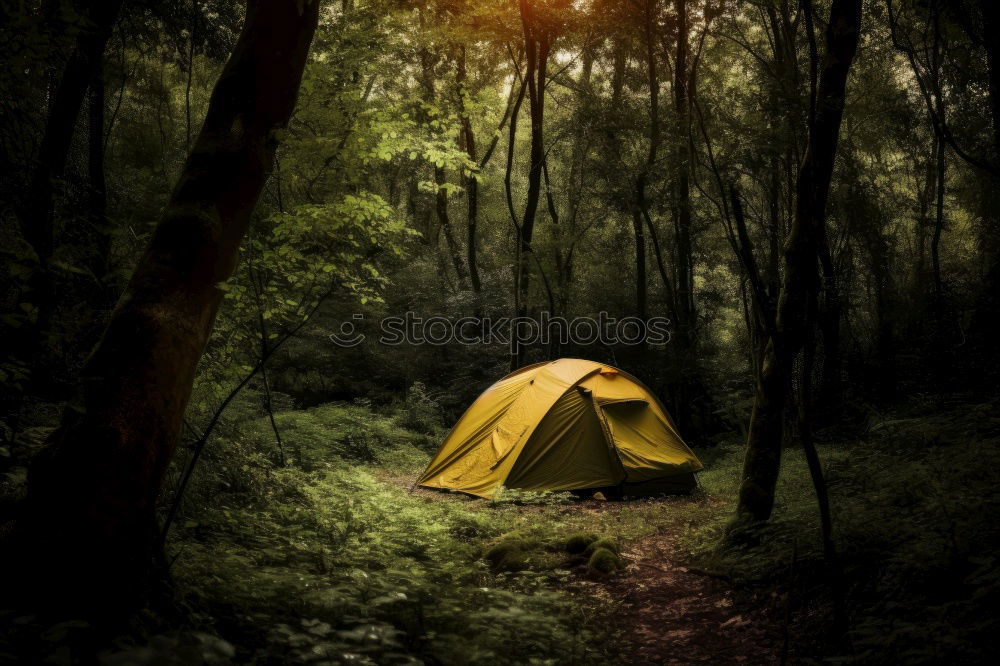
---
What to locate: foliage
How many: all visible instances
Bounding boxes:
[682,397,1000,664]
[1,0,999,663]
[163,402,609,665]
[490,487,576,506]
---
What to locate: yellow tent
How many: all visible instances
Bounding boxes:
[417,358,703,498]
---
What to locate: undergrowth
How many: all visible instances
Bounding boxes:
[4,392,998,664]
[681,395,1000,664]
[158,396,612,665]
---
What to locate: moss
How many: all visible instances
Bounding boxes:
[587,548,623,575]
[563,532,600,554]
[583,537,619,557]
[484,537,545,572]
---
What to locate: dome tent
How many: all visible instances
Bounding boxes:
[417,358,703,498]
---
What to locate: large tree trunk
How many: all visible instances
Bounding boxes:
[9,0,319,615]
[735,0,862,524]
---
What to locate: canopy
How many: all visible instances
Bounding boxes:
[417,358,703,498]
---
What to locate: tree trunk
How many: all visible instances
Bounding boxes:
[931,133,946,300]
[10,0,319,615]
[18,0,124,399]
[23,0,124,266]
[457,45,483,296]
[435,164,469,290]
[416,26,467,292]
[632,0,661,322]
[513,0,550,368]
[88,56,111,284]
[632,208,648,320]
[735,0,862,525]
[914,145,935,296]
[558,44,595,313]
[873,238,896,401]
[816,232,841,419]
[673,0,694,347]
[981,0,1000,155]
[974,1,1000,358]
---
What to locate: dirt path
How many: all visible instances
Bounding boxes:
[595,530,785,665]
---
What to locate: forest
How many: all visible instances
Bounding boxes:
[1,0,999,663]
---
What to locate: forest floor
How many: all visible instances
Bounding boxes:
[395,478,786,665]
[376,393,1000,665]
[4,395,999,664]
[598,525,784,665]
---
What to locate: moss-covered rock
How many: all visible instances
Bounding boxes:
[583,537,619,557]
[483,537,546,572]
[587,548,623,575]
[563,532,600,554]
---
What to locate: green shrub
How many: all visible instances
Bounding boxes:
[268,402,432,468]
[394,381,445,437]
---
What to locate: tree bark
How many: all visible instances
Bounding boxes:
[632,0,661,322]
[457,45,483,296]
[435,164,470,290]
[816,229,841,418]
[512,0,550,368]
[88,56,110,284]
[931,132,946,300]
[735,0,862,524]
[982,0,1000,155]
[673,0,694,347]
[10,0,320,615]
